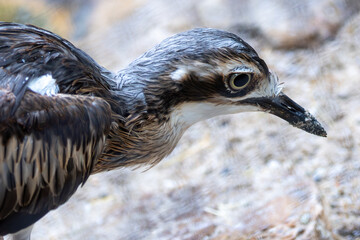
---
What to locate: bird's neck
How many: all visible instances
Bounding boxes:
[92,71,188,172]
[94,69,242,172]
[94,115,186,172]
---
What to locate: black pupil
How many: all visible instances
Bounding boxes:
[233,74,250,88]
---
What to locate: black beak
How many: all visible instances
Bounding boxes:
[243,93,327,137]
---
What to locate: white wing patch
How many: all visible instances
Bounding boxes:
[28,74,59,96]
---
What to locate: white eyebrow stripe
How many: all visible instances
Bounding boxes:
[170,62,216,80]
[171,67,189,81]
[28,74,59,96]
[231,66,254,73]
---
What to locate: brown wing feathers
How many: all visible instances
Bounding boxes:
[0,90,112,234]
[0,22,115,235]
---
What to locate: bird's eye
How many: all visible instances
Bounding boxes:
[228,73,251,91]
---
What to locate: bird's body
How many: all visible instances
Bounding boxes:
[0,22,326,239]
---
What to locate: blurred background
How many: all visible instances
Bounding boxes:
[1,0,360,239]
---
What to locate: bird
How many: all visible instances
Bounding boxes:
[0,22,326,239]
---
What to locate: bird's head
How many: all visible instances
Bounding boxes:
[119,28,326,137]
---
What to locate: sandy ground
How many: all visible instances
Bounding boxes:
[1,0,360,239]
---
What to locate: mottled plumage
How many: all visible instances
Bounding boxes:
[0,22,326,239]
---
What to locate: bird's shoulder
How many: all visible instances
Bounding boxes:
[0,22,112,97]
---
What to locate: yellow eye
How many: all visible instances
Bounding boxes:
[228,73,251,91]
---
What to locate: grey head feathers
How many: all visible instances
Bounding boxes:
[119,28,267,79]
[114,28,270,125]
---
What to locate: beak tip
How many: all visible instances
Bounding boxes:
[314,127,327,138]
[242,93,327,137]
[320,128,327,137]
[294,111,327,137]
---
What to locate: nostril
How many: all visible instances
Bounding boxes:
[284,104,296,112]
[279,103,296,114]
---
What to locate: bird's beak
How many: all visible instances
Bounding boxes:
[242,93,327,137]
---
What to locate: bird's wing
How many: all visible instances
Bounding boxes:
[0,22,114,235]
[0,88,112,235]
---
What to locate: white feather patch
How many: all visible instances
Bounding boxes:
[267,71,284,97]
[170,102,258,128]
[171,68,189,81]
[170,61,220,81]
[244,71,284,99]
[28,74,59,96]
